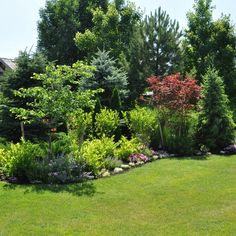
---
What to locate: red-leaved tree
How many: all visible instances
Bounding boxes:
[146,73,201,112]
[145,73,201,151]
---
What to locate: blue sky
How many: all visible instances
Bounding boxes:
[0,0,235,58]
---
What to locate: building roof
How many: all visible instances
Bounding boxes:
[0,58,17,70]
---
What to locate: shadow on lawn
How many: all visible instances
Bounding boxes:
[3,180,98,197]
[171,155,208,161]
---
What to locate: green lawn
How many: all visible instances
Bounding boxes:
[1,155,236,236]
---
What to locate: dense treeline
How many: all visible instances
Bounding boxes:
[0,0,235,183]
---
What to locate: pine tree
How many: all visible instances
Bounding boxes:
[196,68,235,151]
[141,7,182,77]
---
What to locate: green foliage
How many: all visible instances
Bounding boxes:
[183,0,214,81]
[81,49,129,107]
[41,132,72,157]
[183,0,236,109]
[11,61,99,129]
[124,106,158,146]
[196,68,235,151]
[114,136,141,162]
[110,88,122,112]
[0,51,47,141]
[0,137,87,183]
[67,110,93,147]
[162,111,198,155]
[38,0,108,64]
[0,140,45,182]
[95,108,119,138]
[75,2,140,64]
[40,153,86,184]
[103,157,122,171]
[141,7,182,76]
[80,136,117,174]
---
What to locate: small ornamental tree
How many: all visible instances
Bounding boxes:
[11,61,100,156]
[146,73,201,152]
[196,68,235,151]
[147,73,201,112]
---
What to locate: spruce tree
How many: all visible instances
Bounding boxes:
[196,68,235,151]
[82,50,128,107]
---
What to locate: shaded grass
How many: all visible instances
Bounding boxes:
[1,155,236,235]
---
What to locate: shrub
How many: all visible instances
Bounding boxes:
[104,157,122,171]
[42,153,86,184]
[80,136,117,175]
[162,111,198,155]
[67,110,93,147]
[0,138,86,183]
[40,132,72,157]
[114,136,141,162]
[95,108,119,138]
[124,106,158,146]
[0,140,45,182]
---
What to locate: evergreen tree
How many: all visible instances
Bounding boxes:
[110,88,122,112]
[141,7,182,76]
[82,50,129,107]
[0,51,47,141]
[126,7,182,103]
[196,68,235,151]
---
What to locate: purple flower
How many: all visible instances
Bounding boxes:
[128,153,149,163]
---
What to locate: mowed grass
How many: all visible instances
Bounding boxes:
[1,155,236,236]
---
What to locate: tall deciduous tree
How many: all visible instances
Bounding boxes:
[196,68,235,151]
[75,1,140,65]
[183,0,236,112]
[183,0,214,81]
[37,0,108,65]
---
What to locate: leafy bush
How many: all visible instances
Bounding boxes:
[80,136,117,175]
[95,108,119,138]
[124,106,158,146]
[67,110,93,146]
[162,111,198,155]
[0,138,86,183]
[0,140,45,182]
[40,154,86,184]
[40,132,72,157]
[114,136,141,162]
[104,157,122,171]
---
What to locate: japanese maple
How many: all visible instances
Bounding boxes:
[146,73,201,112]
